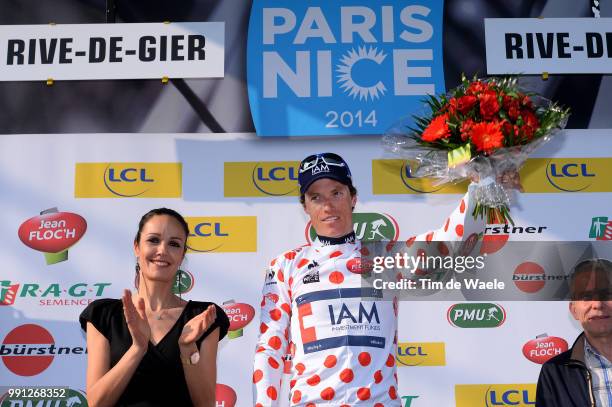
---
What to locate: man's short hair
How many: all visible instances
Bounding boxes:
[569,258,612,301]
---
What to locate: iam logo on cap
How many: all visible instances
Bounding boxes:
[224,161,300,197]
[522,334,568,364]
[74,162,182,198]
[371,159,468,195]
[455,384,536,407]
[186,216,257,253]
[222,300,255,339]
[18,208,87,265]
[247,0,445,136]
[215,383,237,407]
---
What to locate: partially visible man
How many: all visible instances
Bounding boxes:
[536,258,612,407]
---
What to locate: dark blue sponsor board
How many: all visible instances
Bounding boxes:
[248,0,445,136]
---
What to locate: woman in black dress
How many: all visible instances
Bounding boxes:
[80,208,229,407]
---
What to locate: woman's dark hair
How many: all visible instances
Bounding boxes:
[299,183,358,207]
[134,208,190,249]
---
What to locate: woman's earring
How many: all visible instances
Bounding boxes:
[134,261,141,291]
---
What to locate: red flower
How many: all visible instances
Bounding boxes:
[479,90,500,120]
[421,114,450,142]
[445,97,458,116]
[501,121,519,138]
[470,121,504,153]
[457,95,477,114]
[460,119,475,141]
[521,109,539,129]
[502,95,520,121]
[520,94,534,109]
[467,81,488,96]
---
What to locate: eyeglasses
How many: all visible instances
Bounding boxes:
[299,153,347,173]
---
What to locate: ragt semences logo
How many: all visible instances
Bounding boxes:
[18,208,87,265]
[247,0,445,136]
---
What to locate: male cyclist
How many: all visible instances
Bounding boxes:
[253,152,486,406]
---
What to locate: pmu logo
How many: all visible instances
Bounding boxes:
[545,159,596,192]
[396,342,445,366]
[18,208,87,265]
[186,216,257,253]
[522,334,568,364]
[224,161,300,197]
[247,1,445,136]
[173,269,195,295]
[447,303,506,328]
[1,324,85,376]
[0,388,87,407]
[590,216,612,240]
[221,300,255,339]
[74,162,182,198]
[0,280,111,307]
[215,383,237,407]
[306,213,399,243]
[455,384,536,407]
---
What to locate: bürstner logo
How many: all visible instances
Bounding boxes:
[17,208,87,265]
[1,324,85,376]
[306,213,399,243]
[522,334,568,364]
[590,216,612,240]
[447,303,506,328]
[0,280,111,307]
[222,300,255,339]
[247,1,445,136]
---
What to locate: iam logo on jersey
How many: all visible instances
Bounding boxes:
[247,0,445,136]
[296,288,389,354]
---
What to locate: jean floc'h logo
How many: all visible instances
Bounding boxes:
[247,0,445,136]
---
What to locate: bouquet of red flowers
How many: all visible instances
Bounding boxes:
[383,76,569,224]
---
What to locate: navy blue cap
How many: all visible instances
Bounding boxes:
[297,153,353,195]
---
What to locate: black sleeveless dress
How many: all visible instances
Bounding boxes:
[80,299,229,407]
